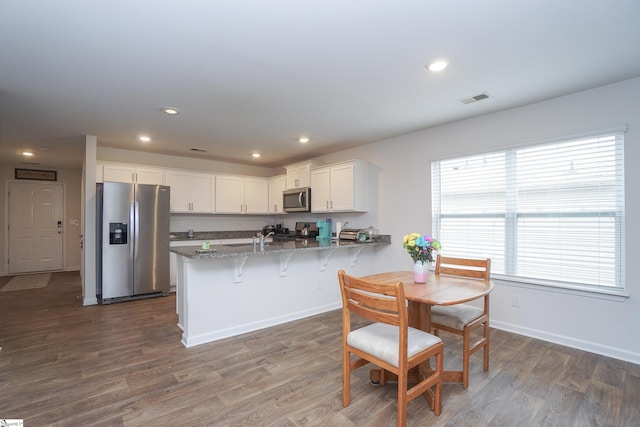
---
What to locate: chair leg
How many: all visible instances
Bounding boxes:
[342,350,351,407]
[397,370,408,427]
[462,328,471,389]
[483,321,490,372]
[434,350,443,416]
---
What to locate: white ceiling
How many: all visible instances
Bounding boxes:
[1,1,639,170]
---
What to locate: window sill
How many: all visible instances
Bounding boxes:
[492,275,629,302]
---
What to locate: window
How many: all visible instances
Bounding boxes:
[431,130,625,290]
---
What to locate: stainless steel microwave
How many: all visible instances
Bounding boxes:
[283,187,311,212]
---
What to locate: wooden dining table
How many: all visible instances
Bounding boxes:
[359,270,494,385]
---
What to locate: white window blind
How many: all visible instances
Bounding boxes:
[431,131,625,289]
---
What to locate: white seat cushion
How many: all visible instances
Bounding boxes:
[347,323,441,368]
[431,304,484,330]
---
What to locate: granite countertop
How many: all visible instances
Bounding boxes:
[170,235,391,259]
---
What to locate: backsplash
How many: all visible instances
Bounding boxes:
[170,214,271,233]
[170,213,370,235]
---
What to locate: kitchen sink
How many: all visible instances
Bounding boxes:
[224,242,281,247]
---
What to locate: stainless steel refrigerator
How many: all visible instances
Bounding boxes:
[96,182,170,304]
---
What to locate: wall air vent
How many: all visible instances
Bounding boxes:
[460,92,491,105]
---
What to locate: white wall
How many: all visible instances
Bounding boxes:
[311,77,640,364]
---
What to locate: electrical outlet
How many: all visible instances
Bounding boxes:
[512,295,521,308]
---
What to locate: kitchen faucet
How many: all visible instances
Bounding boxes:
[253,231,275,249]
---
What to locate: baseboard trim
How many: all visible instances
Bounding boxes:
[182,302,342,348]
[83,297,98,306]
[491,320,640,366]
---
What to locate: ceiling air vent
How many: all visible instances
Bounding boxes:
[460,92,491,105]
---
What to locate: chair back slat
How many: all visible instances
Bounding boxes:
[435,256,491,281]
[338,270,406,328]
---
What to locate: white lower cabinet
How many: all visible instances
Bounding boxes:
[165,171,215,213]
[311,161,368,212]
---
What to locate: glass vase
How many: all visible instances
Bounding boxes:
[413,261,428,283]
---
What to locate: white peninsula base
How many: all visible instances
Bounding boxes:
[174,243,385,347]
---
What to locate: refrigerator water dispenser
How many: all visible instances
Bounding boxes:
[109,223,128,245]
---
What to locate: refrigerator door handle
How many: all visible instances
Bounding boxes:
[133,201,140,261]
[129,202,135,262]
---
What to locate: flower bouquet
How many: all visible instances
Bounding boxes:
[402,233,441,283]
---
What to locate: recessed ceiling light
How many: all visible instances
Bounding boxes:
[298,137,310,143]
[139,135,151,142]
[162,107,179,115]
[22,151,34,157]
[427,60,448,72]
[252,153,261,158]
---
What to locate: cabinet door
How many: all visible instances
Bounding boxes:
[329,163,355,211]
[268,175,286,213]
[102,164,164,185]
[286,164,311,189]
[135,167,164,185]
[165,171,191,212]
[216,175,244,213]
[189,174,215,213]
[103,164,135,183]
[310,167,331,212]
[244,177,269,214]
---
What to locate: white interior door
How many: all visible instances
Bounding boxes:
[8,181,64,274]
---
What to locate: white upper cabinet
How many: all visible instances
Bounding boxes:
[101,163,164,185]
[310,167,331,212]
[244,177,269,214]
[310,161,369,213]
[268,175,286,214]
[216,175,269,214]
[102,163,135,183]
[165,170,215,213]
[135,167,165,185]
[285,162,313,189]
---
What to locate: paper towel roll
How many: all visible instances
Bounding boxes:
[335,221,344,237]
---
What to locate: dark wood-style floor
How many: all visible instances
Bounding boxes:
[0,272,638,426]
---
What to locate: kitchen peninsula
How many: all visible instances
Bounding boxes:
[171,236,390,347]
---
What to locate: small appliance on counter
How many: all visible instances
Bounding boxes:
[357,226,378,242]
[274,223,288,236]
[338,228,362,241]
[274,222,318,240]
[316,219,332,239]
[295,221,318,238]
[338,226,378,242]
[262,225,276,235]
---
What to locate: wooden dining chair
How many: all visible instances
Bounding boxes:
[338,269,443,427]
[431,255,491,389]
